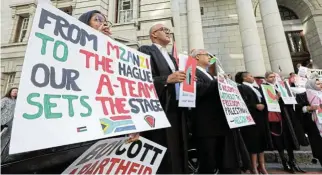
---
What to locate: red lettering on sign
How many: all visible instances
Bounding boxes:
[96,74,114,95]
[96,97,129,115]
[115,159,131,174]
[79,49,113,73]
[118,77,138,97]
[127,162,140,174]
[69,168,78,174]
[105,158,121,174]
[93,158,110,174]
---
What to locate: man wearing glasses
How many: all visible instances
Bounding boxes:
[138,24,188,174]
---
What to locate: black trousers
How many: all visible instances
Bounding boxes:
[196,136,241,174]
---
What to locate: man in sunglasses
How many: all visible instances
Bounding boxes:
[138,24,188,174]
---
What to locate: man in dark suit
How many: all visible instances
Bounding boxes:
[191,49,250,174]
[138,24,188,174]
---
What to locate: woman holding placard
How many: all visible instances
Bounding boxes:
[236,72,272,174]
[78,11,139,142]
[295,79,322,167]
[78,10,112,36]
[264,72,304,173]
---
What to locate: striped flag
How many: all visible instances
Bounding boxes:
[172,41,179,66]
[77,126,87,132]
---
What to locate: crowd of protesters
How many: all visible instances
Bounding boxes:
[1,9,322,174]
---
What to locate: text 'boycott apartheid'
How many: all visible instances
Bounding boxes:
[63,137,166,175]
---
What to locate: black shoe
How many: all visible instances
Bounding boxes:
[289,160,306,173]
[282,160,295,174]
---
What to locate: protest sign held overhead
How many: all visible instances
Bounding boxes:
[9,4,170,154]
[178,54,197,108]
[217,72,255,128]
[298,66,308,78]
[261,84,281,112]
[62,137,166,175]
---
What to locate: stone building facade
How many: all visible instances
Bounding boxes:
[1,0,322,95]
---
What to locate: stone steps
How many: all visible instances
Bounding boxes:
[264,150,318,164]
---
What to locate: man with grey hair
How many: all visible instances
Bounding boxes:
[138,24,188,174]
[191,49,250,174]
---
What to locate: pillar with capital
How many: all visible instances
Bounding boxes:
[236,0,266,77]
[187,0,204,51]
[259,0,294,75]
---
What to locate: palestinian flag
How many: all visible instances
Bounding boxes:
[77,126,87,132]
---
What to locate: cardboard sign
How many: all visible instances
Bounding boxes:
[306,89,322,124]
[62,137,166,174]
[261,84,281,112]
[217,73,255,128]
[298,66,308,78]
[294,75,307,88]
[178,54,196,108]
[10,4,170,154]
[275,74,297,104]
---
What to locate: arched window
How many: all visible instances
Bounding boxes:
[279,6,299,20]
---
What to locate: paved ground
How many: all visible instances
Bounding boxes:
[266,163,322,174]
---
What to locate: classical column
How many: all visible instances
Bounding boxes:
[171,0,182,52]
[108,0,116,23]
[236,0,266,76]
[187,0,204,51]
[259,0,294,75]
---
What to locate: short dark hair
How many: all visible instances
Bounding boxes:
[235,71,249,84]
[289,72,295,76]
[3,87,18,99]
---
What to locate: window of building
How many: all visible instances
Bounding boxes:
[285,30,310,58]
[116,0,133,23]
[3,73,16,94]
[279,6,299,21]
[14,15,29,43]
[200,7,204,15]
[59,6,73,15]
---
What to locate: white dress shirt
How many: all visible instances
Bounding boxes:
[153,43,176,72]
[243,82,262,102]
[197,66,213,80]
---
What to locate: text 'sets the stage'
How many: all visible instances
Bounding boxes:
[9,3,170,154]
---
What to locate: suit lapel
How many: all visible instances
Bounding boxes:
[150,44,173,73]
[197,69,212,82]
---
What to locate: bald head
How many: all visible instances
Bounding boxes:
[149,24,164,37]
[149,23,171,46]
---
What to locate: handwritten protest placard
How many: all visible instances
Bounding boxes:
[261,84,281,112]
[275,74,297,104]
[306,89,322,124]
[298,66,308,78]
[62,137,166,174]
[178,54,196,107]
[217,73,255,128]
[10,4,170,154]
[294,75,307,88]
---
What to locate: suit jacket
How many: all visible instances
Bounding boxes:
[238,84,274,150]
[138,44,188,174]
[191,68,229,137]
